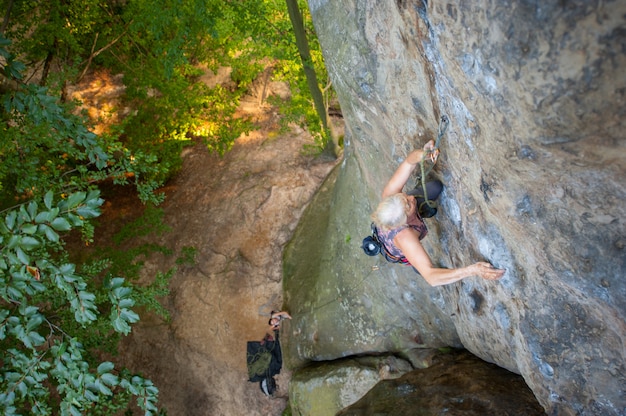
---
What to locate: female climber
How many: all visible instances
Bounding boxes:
[371,140,505,286]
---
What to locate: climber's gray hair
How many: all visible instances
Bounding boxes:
[371,193,409,231]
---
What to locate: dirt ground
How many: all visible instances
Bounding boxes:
[70,70,338,415]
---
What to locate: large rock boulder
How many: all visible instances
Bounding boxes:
[283,1,625,415]
[337,349,545,416]
[288,355,413,415]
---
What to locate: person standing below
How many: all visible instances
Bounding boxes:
[267,310,291,333]
[247,310,291,397]
[371,140,505,286]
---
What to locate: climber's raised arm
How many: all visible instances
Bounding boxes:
[382,140,438,198]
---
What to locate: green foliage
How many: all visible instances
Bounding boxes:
[0,38,165,206]
[90,205,175,321]
[176,246,197,267]
[282,403,294,416]
[0,36,163,414]
[95,0,256,160]
[112,205,171,246]
[0,190,160,415]
[132,270,173,321]
[2,0,336,179]
[1,0,251,186]
[251,0,336,152]
[0,36,25,80]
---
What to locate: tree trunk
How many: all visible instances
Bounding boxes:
[40,39,57,87]
[285,0,337,159]
[1,0,14,35]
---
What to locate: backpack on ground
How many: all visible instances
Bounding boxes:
[246,331,283,397]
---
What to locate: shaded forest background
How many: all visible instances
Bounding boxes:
[0,0,335,414]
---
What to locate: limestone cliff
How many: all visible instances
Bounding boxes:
[283,1,625,415]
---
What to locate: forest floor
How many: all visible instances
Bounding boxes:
[69,69,339,415]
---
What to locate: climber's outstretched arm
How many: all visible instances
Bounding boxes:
[395,228,505,286]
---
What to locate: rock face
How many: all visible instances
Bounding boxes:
[337,350,545,416]
[283,1,625,415]
[289,355,413,415]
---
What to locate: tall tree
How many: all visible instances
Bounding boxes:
[285,0,337,158]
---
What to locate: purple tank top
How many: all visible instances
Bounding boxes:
[376,212,428,258]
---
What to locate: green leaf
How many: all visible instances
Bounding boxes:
[78,291,96,302]
[35,211,51,223]
[7,286,22,300]
[16,381,27,397]
[65,192,86,209]
[83,309,98,322]
[59,263,76,275]
[4,58,25,80]
[20,236,40,250]
[69,404,82,416]
[86,189,102,203]
[39,224,60,243]
[18,205,31,223]
[5,211,16,230]
[27,201,38,219]
[97,362,115,375]
[30,281,46,293]
[100,372,119,386]
[50,217,71,231]
[66,213,83,227]
[95,379,112,395]
[21,223,37,234]
[36,207,60,224]
[84,389,98,402]
[26,314,44,332]
[120,309,139,324]
[75,206,100,219]
[0,313,8,340]
[44,191,54,209]
[108,277,125,289]
[111,316,131,334]
[7,235,20,249]
[15,247,30,265]
[112,286,132,299]
[49,207,60,220]
[27,331,46,347]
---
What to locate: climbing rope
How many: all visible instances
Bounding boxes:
[414,115,449,214]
